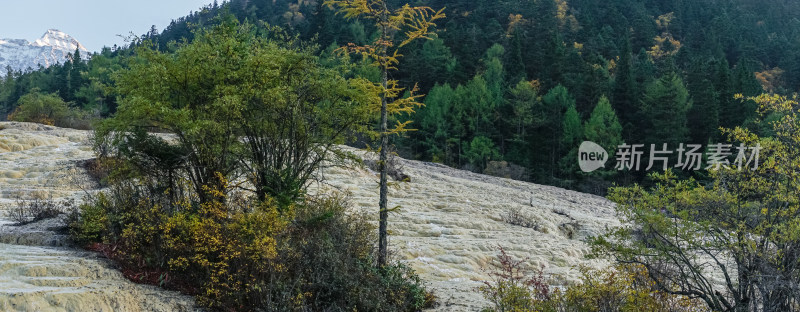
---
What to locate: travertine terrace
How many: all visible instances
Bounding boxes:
[0,121,619,311]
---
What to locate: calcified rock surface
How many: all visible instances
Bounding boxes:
[314,154,620,310]
[0,122,197,312]
[0,243,196,312]
[0,121,620,311]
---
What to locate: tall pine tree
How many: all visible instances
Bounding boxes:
[641,72,692,146]
[558,103,583,178]
[612,35,636,139]
[539,84,575,178]
[585,95,623,153]
[686,58,720,143]
[715,58,737,128]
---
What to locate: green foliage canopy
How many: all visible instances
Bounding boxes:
[98,18,373,207]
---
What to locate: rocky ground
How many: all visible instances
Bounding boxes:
[314,152,619,310]
[0,121,620,311]
[0,122,197,312]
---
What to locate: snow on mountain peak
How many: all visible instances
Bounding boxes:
[32,29,88,52]
[0,30,89,76]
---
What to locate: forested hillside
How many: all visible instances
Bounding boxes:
[2,0,798,191]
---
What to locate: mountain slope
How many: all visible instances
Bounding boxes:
[0,121,618,310]
[0,29,89,75]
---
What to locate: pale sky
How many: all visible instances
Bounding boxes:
[0,0,215,52]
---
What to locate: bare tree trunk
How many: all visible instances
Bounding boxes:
[377,2,390,267]
[378,83,389,267]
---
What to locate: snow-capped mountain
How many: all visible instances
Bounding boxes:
[0,29,89,76]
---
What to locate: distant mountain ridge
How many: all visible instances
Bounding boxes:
[0,29,89,76]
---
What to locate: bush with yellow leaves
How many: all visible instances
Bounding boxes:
[479,247,706,312]
[559,265,704,312]
[70,175,433,311]
[160,188,288,309]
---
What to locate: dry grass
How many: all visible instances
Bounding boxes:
[501,207,544,232]
[7,197,72,225]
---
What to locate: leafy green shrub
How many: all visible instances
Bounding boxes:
[7,89,92,128]
[465,136,500,173]
[67,194,110,244]
[68,175,180,261]
[99,18,373,210]
[279,195,433,311]
[8,90,69,126]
